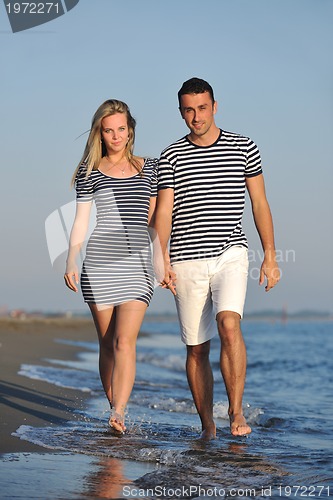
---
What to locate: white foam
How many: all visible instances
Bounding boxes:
[137,352,185,372]
[18,364,93,392]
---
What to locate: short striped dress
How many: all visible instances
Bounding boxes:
[75,158,158,306]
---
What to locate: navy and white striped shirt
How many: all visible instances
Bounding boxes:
[158,129,262,263]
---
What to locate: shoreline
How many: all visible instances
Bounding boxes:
[0,317,160,499]
[0,317,97,454]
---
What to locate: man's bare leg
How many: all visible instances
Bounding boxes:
[217,311,251,436]
[186,340,216,440]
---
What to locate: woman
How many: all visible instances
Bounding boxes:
[64,99,158,434]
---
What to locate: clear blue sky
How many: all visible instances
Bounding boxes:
[1,0,332,315]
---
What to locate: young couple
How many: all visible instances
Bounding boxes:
[64,78,280,438]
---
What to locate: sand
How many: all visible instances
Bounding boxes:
[0,316,97,454]
[0,316,159,499]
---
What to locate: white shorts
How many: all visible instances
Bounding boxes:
[172,246,249,346]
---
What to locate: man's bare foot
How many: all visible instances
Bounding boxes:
[200,423,216,440]
[109,411,126,435]
[229,414,251,436]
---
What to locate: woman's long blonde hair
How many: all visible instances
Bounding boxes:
[71,99,141,185]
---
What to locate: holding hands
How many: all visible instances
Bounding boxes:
[160,262,177,296]
[154,250,177,296]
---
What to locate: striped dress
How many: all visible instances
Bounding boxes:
[75,158,158,306]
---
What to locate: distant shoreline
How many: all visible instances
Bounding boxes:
[1,309,332,324]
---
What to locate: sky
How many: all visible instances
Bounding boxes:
[1,0,332,316]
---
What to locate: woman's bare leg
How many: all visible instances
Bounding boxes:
[88,304,116,405]
[89,301,147,432]
[110,301,147,430]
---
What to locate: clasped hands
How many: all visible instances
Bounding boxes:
[160,274,177,295]
[155,259,177,296]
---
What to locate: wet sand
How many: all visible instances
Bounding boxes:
[0,316,97,454]
[0,316,158,499]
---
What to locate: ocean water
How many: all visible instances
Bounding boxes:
[3,317,333,499]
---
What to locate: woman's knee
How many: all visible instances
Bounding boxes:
[113,334,135,354]
[99,334,114,354]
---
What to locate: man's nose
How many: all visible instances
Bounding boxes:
[193,110,200,121]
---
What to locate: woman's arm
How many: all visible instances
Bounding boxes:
[64,201,92,292]
[153,188,177,295]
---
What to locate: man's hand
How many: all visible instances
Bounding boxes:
[160,263,177,296]
[259,257,280,292]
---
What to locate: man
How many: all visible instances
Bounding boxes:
[155,77,280,439]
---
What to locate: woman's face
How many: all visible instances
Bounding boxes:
[101,113,129,155]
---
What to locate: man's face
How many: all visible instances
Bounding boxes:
[180,92,217,138]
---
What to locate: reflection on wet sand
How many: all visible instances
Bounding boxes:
[83,457,133,499]
[132,437,287,496]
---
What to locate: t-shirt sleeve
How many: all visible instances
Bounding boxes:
[150,158,158,197]
[245,139,263,177]
[157,152,175,190]
[75,164,94,202]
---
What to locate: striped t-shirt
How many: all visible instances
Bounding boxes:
[158,129,262,263]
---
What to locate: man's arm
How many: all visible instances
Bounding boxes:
[246,174,280,291]
[154,188,176,294]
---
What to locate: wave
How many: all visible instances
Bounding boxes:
[18,364,94,393]
[137,352,185,372]
[13,419,287,495]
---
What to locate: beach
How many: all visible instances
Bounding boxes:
[0,316,159,500]
[0,316,97,454]
[1,316,332,499]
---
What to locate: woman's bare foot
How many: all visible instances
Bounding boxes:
[109,410,126,435]
[229,413,251,436]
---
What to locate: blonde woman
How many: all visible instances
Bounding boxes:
[64,100,158,434]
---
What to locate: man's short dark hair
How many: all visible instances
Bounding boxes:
[178,77,215,108]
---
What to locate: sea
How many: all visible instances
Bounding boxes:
[2,316,333,499]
